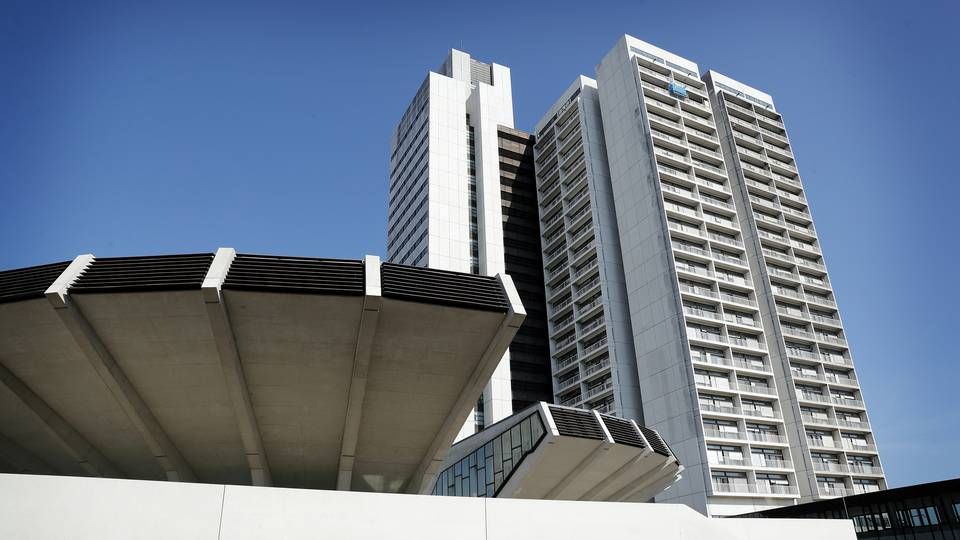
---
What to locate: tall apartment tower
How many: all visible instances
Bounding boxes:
[702,71,886,501]
[532,77,642,421]
[387,50,551,436]
[595,36,803,516]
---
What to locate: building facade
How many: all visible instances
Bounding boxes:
[532,76,642,422]
[594,36,801,516]
[703,70,886,501]
[387,50,551,436]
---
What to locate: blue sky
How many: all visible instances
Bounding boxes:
[1,0,957,488]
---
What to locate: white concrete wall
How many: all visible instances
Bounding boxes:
[0,474,855,540]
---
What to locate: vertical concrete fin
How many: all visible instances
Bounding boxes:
[202,247,272,486]
[46,270,197,482]
[44,254,94,308]
[336,255,383,490]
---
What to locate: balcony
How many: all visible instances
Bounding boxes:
[787,348,819,361]
[813,461,848,474]
[806,295,838,308]
[555,354,578,371]
[842,441,878,453]
[713,251,746,267]
[806,438,841,450]
[699,403,741,416]
[703,427,746,441]
[573,260,599,279]
[679,283,718,299]
[848,463,884,475]
[684,306,722,321]
[701,194,736,212]
[583,360,611,377]
[719,292,757,308]
[583,380,614,399]
[579,316,605,336]
[712,482,798,497]
[697,378,733,391]
[818,486,853,498]
[657,164,691,182]
[728,335,767,351]
[708,232,744,248]
[688,328,726,345]
[708,456,750,467]
[808,314,840,328]
[797,392,830,404]
[753,458,791,470]
[673,241,710,259]
[736,382,776,395]
[836,418,870,430]
[832,397,865,408]
[582,338,608,356]
[742,407,780,420]
[555,376,580,393]
[801,414,835,427]
[747,431,788,444]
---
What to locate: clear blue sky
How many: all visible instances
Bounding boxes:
[1,0,957,488]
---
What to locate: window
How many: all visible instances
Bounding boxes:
[703,418,739,437]
[695,369,729,389]
[751,447,783,467]
[707,444,744,465]
[897,506,940,527]
[431,413,545,497]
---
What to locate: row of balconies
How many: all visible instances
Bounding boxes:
[711,481,799,497]
[807,438,879,454]
[696,377,778,397]
[812,461,884,475]
[709,456,792,470]
[699,402,781,420]
[703,427,788,445]
[818,485,881,498]
[679,282,760,309]
[792,369,858,388]
[801,414,870,431]
[692,353,771,374]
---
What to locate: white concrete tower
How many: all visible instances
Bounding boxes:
[387,50,517,437]
[532,76,644,423]
[702,70,886,502]
[595,35,804,516]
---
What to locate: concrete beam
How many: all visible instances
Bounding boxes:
[407,272,525,494]
[0,430,58,475]
[0,360,120,477]
[202,247,272,487]
[336,255,383,490]
[46,255,196,482]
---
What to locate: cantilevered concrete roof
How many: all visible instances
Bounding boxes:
[0,248,524,494]
[433,403,682,502]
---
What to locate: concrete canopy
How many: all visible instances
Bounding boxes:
[0,249,523,494]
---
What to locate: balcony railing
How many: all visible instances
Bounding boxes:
[703,427,746,440]
[748,431,788,444]
[712,482,799,496]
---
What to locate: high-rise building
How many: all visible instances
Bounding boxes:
[543,34,882,515]
[387,50,551,436]
[595,35,796,516]
[703,70,886,502]
[532,76,642,422]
